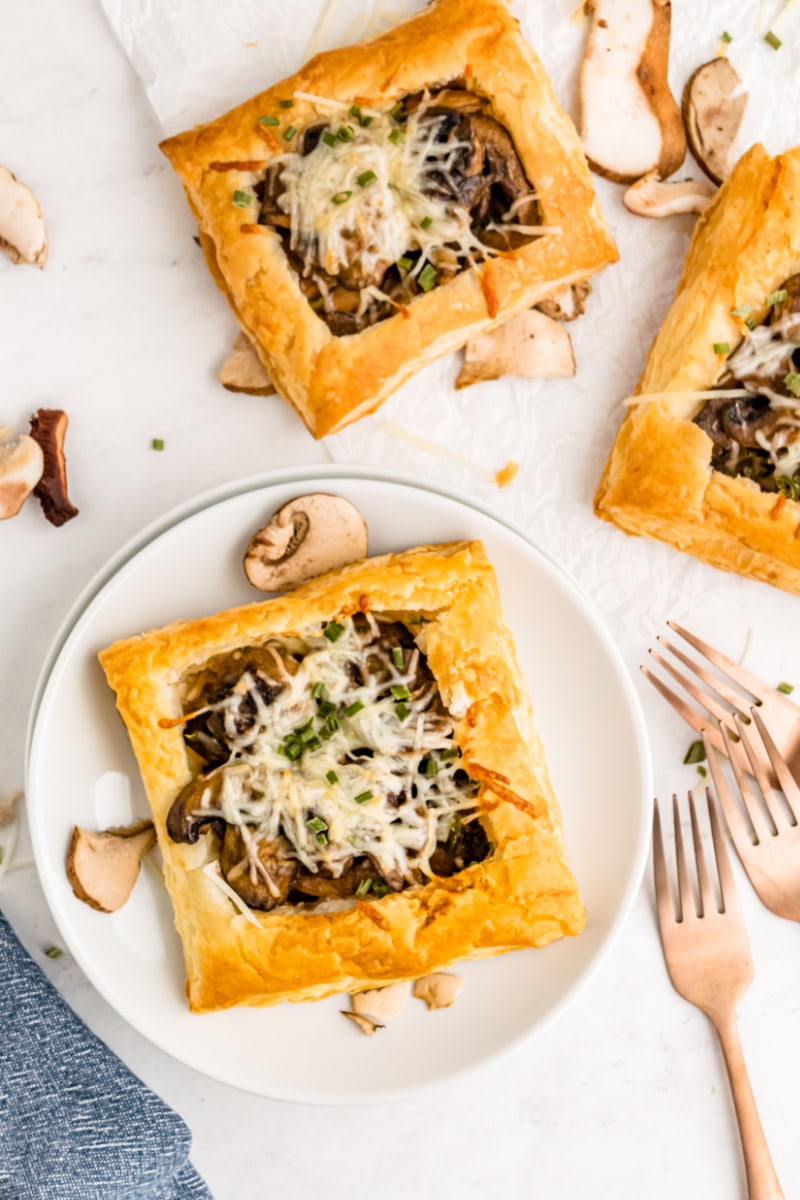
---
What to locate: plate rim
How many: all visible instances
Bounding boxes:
[25,464,653,1104]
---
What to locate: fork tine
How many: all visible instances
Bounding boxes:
[733,713,792,833]
[721,722,774,844]
[649,647,745,728]
[656,636,755,715]
[688,790,716,917]
[750,706,800,824]
[703,731,755,860]
[653,799,676,929]
[667,621,774,705]
[706,788,743,922]
[641,665,747,768]
[673,793,695,919]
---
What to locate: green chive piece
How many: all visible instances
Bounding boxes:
[357,169,377,187]
[322,131,338,148]
[370,880,390,897]
[440,746,460,760]
[420,215,433,231]
[785,372,800,397]
[356,878,372,896]
[311,681,325,699]
[326,770,339,784]
[300,725,318,744]
[697,765,708,778]
[388,128,403,144]
[731,305,752,318]
[45,946,63,960]
[746,316,757,330]
[683,740,707,765]
[317,700,336,717]
[232,189,251,208]
[397,256,413,272]
[405,613,424,624]
[361,116,373,127]
[392,646,404,668]
[151,438,164,451]
[283,125,297,141]
[306,816,327,834]
[278,98,295,108]
[391,684,410,700]
[418,263,438,292]
[395,701,410,721]
[257,114,280,126]
[316,832,328,845]
[294,718,314,734]
[767,288,788,307]
[354,790,373,804]
[344,699,364,717]
[325,715,340,734]
[390,100,405,120]
[775,476,800,501]
[309,296,325,311]
[777,681,795,695]
[348,103,365,123]
[721,30,732,44]
[331,190,352,205]
[424,758,438,777]
[337,125,354,142]
[285,741,303,761]
[765,29,782,49]
[324,620,345,642]
[712,342,730,356]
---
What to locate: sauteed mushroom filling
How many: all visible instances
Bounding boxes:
[695,275,800,498]
[255,83,541,335]
[168,614,489,911]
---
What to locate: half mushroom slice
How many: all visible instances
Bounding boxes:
[0,427,44,519]
[682,57,748,185]
[623,170,715,218]
[66,820,156,913]
[219,332,275,396]
[456,309,575,389]
[0,165,47,268]
[244,493,368,592]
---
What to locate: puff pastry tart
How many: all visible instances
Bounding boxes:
[98,540,585,1012]
[595,144,800,594]
[160,0,617,438]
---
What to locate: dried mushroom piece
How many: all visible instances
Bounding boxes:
[29,408,78,527]
[413,971,464,1010]
[537,280,591,322]
[244,493,368,591]
[351,981,411,1024]
[682,58,748,185]
[0,165,47,268]
[456,309,575,389]
[0,427,44,519]
[341,1010,385,1036]
[66,820,156,913]
[623,170,715,218]
[580,0,685,184]
[219,332,275,396]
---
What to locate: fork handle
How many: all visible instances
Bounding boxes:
[712,1011,784,1200]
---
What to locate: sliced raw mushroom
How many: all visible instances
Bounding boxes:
[456,309,575,390]
[413,972,464,1011]
[341,1010,384,1036]
[0,427,44,519]
[623,170,715,217]
[580,0,686,184]
[682,58,748,185]
[219,332,275,396]
[0,165,47,267]
[66,820,157,913]
[351,981,411,1024]
[244,493,368,592]
[29,408,78,526]
[537,280,592,322]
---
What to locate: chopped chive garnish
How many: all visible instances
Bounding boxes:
[326,770,339,784]
[392,646,404,668]
[746,316,757,330]
[278,98,295,108]
[778,681,795,695]
[316,832,328,845]
[354,790,373,804]
[356,878,372,896]
[306,816,327,834]
[331,190,352,205]
[390,100,405,120]
[397,256,413,272]
[300,725,318,744]
[731,304,752,318]
[765,29,782,50]
[45,946,63,959]
[257,114,280,126]
[324,620,345,642]
[721,30,732,44]
[357,169,377,187]
[424,758,438,777]
[405,613,424,624]
[785,373,800,397]
[395,701,410,721]
[697,765,708,778]
[683,740,707,765]
[371,880,390,898]
[337,125,354,142]
[311,681,325,699]
[775,475,800,500]
[232,189,251,207]
[325,715,340,734]
[388,128,403,145]
[344,699,364,717]
[767,288,788,307]
[285,741,303,761]
[419,215,433,231]
[391,684,410,700]
[712,342,730,356]
[440,746,460,759]
[306,736,321,752]
[309,296,325,311]
[361,116,373,126]
[295,718,314,734]
[151,438,164,451]
[317,700,336,717]
[283,125,297,141]
[322,131,338,147]
[446,814,461,850]
[418,263,438,291]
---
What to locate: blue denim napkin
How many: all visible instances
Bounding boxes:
[0,910,213,1200]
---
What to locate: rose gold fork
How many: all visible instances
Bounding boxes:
[643,621,800,780]
[653,791,784,1200]
[704,707,800,922]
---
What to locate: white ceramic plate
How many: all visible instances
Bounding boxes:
[27,468,651,1103]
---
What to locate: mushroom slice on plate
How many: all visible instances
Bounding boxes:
[413,972,464,1010]
[0,427,44,519]
[0,165,47,267]
[66,820,157,913]
[456,309,575,390]
[682,58,748,185]
[580,0,685,184]
[351,981,411,1024]
[244,493,368,592]
[219,332,275,396]
[623,170,716,218]
[341,1010,384,1037]
[29,408,78,527]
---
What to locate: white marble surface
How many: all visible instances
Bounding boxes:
[3,0,800,1197]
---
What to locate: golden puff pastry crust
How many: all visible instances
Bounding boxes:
[160,0,617,438]
[98,540,585,1013]
[595,144,800,594]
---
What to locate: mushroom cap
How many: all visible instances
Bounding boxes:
[456,308,575,389]
[244,493,368,592]
[623,170,716,218]
[66,821,156,913]
[0,426,44,519]
[682,57,748,186]
[0,164,47,267]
